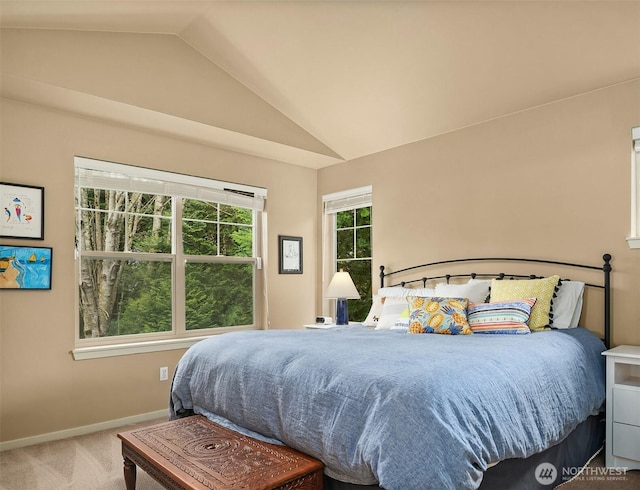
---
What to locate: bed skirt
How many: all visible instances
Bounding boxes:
[323,413,605,490]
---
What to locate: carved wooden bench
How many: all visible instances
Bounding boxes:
[117,415,324,489]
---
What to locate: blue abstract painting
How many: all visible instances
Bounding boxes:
[0,246,52,290]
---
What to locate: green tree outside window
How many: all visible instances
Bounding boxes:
[335,206,372,322]
[77,189,256,339]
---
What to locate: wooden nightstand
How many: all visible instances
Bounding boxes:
[602,345,640,470]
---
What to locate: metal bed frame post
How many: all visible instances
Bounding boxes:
[603,253,612,349]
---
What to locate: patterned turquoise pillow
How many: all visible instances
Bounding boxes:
[407,296,471,335]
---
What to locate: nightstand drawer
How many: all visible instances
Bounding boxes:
[612,423,640,461]
[613,387,640,426]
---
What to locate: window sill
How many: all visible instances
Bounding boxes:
[72,335,211,360]
[626,237,640,249]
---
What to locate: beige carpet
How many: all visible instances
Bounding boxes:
[1,419,638,489]
[0,419,167,490]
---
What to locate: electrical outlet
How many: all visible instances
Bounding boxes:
[159,366,169,381]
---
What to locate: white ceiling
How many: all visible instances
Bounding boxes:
[1,1,639,168]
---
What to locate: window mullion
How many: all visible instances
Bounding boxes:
[253,209,259,327]
[173,197,185,335]
[352,210,358,259]
[217,205,221,256]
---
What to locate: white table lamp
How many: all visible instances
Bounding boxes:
[325,269,360,325]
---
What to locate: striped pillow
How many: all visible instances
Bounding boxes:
[467,298,536,334]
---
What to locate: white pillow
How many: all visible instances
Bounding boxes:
[377,286,406,298]
[363,294,383,326]
[363,287,438,327]
[569,297,584,328]
[378,286,437,298]
[468,278,492,287]
[553,280,585,329]
[435,280,490,303]
[376,296,410,330]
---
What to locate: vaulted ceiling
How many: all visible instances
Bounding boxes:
[1,1,639,168]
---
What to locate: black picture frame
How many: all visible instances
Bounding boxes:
[279,235,303,274]
[0,245,52,290]
[0,182,45,240]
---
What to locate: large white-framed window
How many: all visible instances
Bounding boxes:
[628,126,640,249]
[73,157,266,359]
[322,186,372,322]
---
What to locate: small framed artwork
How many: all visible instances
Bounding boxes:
[0,245,52,290]
[279,235,303,274]
[0,182,45,240]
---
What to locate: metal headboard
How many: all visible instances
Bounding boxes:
[379,254,612,348]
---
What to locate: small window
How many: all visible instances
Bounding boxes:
[323,186,373,322]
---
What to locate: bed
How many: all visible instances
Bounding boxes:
[170,254,612,489]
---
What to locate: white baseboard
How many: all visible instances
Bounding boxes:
[0,409,169,452]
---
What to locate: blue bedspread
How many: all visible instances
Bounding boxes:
[170,326,605,489]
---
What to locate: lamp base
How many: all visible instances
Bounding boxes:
[336,298,349,325]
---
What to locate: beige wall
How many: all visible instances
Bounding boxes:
[0,98,317,442]
[1,26,638,447]
[0,28,334,158]
[319,80,640,347]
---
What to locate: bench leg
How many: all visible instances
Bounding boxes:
[123,456,137,490]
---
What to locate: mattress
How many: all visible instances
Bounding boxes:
[170,326,605,489]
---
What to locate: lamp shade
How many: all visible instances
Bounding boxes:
[325,270,360,299]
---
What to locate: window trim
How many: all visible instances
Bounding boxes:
[71,327,257,360]
[627,127,640,249]
[322,186,372,214]
[74,156,266,207]
[73,157,266,358]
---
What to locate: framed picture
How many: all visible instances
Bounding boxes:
[0,245,52,290]
[279,235,303,274]
[0,182,45,240]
